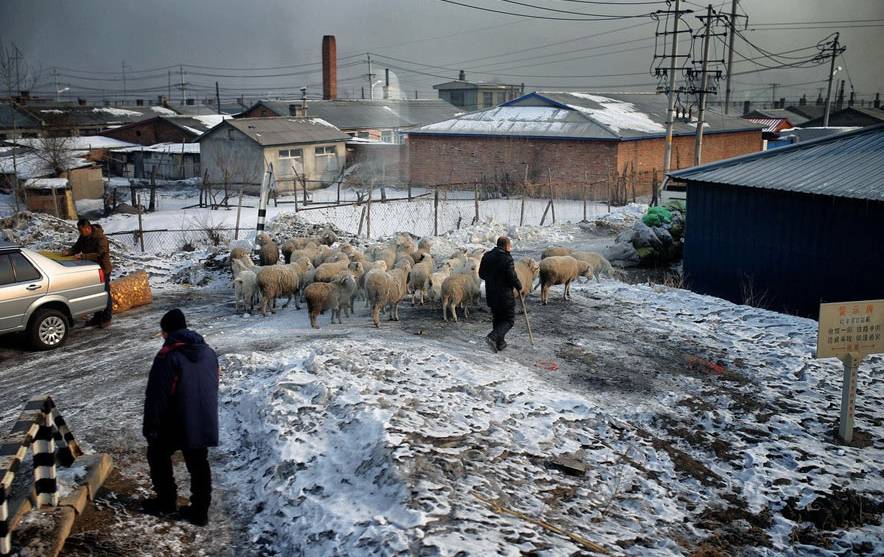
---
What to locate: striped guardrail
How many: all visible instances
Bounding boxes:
[0,396,83,554]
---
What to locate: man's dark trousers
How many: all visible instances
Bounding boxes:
[490,303,515,347]
[99,276,112,323]
[147,441,211,515]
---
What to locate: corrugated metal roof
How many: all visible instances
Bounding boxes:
[411,91,761,140]
[209,117,349,147]
[744,117,789,133]
[745,108,808,126]
[669,124,884,202]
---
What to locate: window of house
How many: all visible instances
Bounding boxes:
[381,130,394,143]
[314,145,339,173]
[449,91,464,107]
[496,91,507,104]
[356,131,370,139]
[483,91,493,106]
[278,148,304,176]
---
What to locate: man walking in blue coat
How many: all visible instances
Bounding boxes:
[142,308,219,526]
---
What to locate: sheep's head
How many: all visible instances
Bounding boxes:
[578,261,593,279]
[255,232,270,245]
[523,257,539,275]
[349,261,364,274]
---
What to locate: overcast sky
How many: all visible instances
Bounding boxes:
[2,0,882,106]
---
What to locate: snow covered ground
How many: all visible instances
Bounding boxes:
[0,191,881,555]
[210,281,883,556]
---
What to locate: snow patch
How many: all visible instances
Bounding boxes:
[566,92,665,134]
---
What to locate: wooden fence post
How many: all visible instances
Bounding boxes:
[148,169,157,212]
[234,187,244,240]
[136,193,145,252]
[434,188,439,236]
[473,182,480,225]
[366,182,373,239]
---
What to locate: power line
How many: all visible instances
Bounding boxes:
[493,0,653,17]
[750,18,884,26]
[435,0,650,20]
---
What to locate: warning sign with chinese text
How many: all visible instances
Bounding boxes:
[818,299,884,359]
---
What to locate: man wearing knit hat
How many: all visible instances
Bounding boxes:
[142,308,219,526]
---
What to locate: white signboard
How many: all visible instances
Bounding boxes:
[817,299,884,443]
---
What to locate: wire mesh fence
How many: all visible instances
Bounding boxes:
[106,170,656,252]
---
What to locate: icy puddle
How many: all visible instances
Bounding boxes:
[215,281,883,556]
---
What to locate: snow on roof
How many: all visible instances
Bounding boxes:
[39,109,65,114]
[412,91,761,140]
[92,106,145,117]
[11,136,138,151]
[563,92,665,134]
[111,142,200,154]
[191,114,230,129]
[0,150,93,179]
[150,106,178,116]
[24,177,69,190]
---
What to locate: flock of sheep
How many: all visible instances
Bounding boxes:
[229,230,618,329]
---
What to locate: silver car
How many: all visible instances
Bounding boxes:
[0,241,109,350]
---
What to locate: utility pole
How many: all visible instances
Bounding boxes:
[770,83,779,107]
[54,69,60,102]
[215,81,222,114]
[723,0,737,114]
[12,44,21,93]
[823,33,842,127]
[167,70,171,103]
[121,61,127,101]
[179,65,185,105]
[661,0,684,185]
[366,54,374,100]
[694,4,714,166]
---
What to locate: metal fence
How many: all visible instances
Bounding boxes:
[107,227,255,254]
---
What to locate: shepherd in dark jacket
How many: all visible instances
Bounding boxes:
[479,236,522,353]
[63,218,113,328]
[142,308,219,526]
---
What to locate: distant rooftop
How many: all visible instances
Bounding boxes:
[238,98,461,130]
[412,91,761,140]
[207,117,349,147]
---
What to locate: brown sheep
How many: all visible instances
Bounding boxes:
[255,232,279,266]
[365,266,409,328]
[541,246,574,259]
[571,251,619,281]
[538,256,593,305]
[304,273,356,328]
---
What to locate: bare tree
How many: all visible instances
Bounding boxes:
[34,135,72,175]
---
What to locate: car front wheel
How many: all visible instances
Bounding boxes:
[28,308,69,350]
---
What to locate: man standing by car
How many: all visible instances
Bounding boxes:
[479,236,522,353]
[63,218,112,328]
[142,308,219,526]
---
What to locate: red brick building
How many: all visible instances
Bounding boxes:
[407,92,763,197]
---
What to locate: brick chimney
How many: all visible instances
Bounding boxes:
[322,35,337,100]
[458,70,466,81]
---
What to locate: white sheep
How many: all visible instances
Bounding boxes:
[514,257,540,298]
[441,261,481,322]
[538,256,593,305]
[230,256,254,280]
[408,252,434,305]
[571,251,619,281]
[256,264,301,316]
[255,232,279,266]
[282,238,318,263]
[359,260,387,308]
[365,266,409,328]
[313,259,350,283]
[428,269,450,303]
[233,269,259,313]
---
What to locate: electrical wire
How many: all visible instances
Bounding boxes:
[435,0,650,20]
[493,0,653,17]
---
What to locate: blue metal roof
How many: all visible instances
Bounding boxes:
[669,124,884,202]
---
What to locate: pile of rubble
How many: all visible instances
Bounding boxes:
[607,202,685,267]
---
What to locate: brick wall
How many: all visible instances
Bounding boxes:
[616,130,762,175]
[407,135,619,197]
[406,130,762,198]
[102,119,197,146]
[237,105,281,118]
